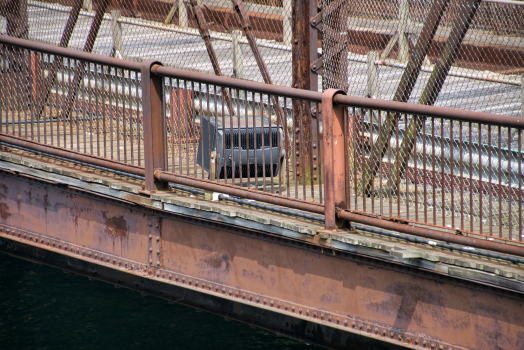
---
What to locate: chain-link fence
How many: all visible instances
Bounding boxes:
[0,0,294,87]
[1,0,523,116]
[332,0,524,116]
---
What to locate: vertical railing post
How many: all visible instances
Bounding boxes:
[520,74,524,117]
[142,60,168,192]
[322,89,347,231]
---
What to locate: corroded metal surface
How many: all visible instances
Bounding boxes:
[1,169,524,350]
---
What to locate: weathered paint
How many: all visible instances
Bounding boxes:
[1,171,524,349]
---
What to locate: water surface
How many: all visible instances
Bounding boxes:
[0,253,319,350]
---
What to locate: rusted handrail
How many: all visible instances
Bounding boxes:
[0,35,142,71]
[334,94,524,129]
[3,35,524,259]
[152,65,322,102]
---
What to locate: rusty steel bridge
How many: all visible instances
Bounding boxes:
[2,0,524,348]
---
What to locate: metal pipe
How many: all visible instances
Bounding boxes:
[0,35,142,71]
[333,94,524,130]
[154,65,322,102]
[338,209,524,258]
[0,134,145,177]
[154,170,325,214]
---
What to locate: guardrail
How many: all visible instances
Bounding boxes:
[2,35,524,257]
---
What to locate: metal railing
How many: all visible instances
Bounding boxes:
[2,35,524,258]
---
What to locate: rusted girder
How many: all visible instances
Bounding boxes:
[190,0,235,117]
[1,170,524,350]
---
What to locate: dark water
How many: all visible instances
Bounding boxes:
[0,253,320,350]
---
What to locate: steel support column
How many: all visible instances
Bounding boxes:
[142,61,168,191]
[322,89,347,230]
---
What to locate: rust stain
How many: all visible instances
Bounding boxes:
[0,203,11,220]
[202,252,230,271]
[367,282,448,330]
[102,212,129,238]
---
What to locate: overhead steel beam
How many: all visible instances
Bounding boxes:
[389,0,483,191]
[35,0,84,120]
[359,0,450,196]
[62,0,110,121]
[190,0,235,116]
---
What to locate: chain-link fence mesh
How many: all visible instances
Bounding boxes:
[0,42,145,166]
[329,0,524,116]
[1,0,294,87]
[1,0,523,115]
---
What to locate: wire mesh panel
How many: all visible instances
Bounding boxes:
[161,74,323,202]
[1,0,294,86]
[324,0,524,116]
[343,104,524,242]
[0,42,143,166]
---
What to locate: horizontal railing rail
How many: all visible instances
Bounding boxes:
[2,35,524,258]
